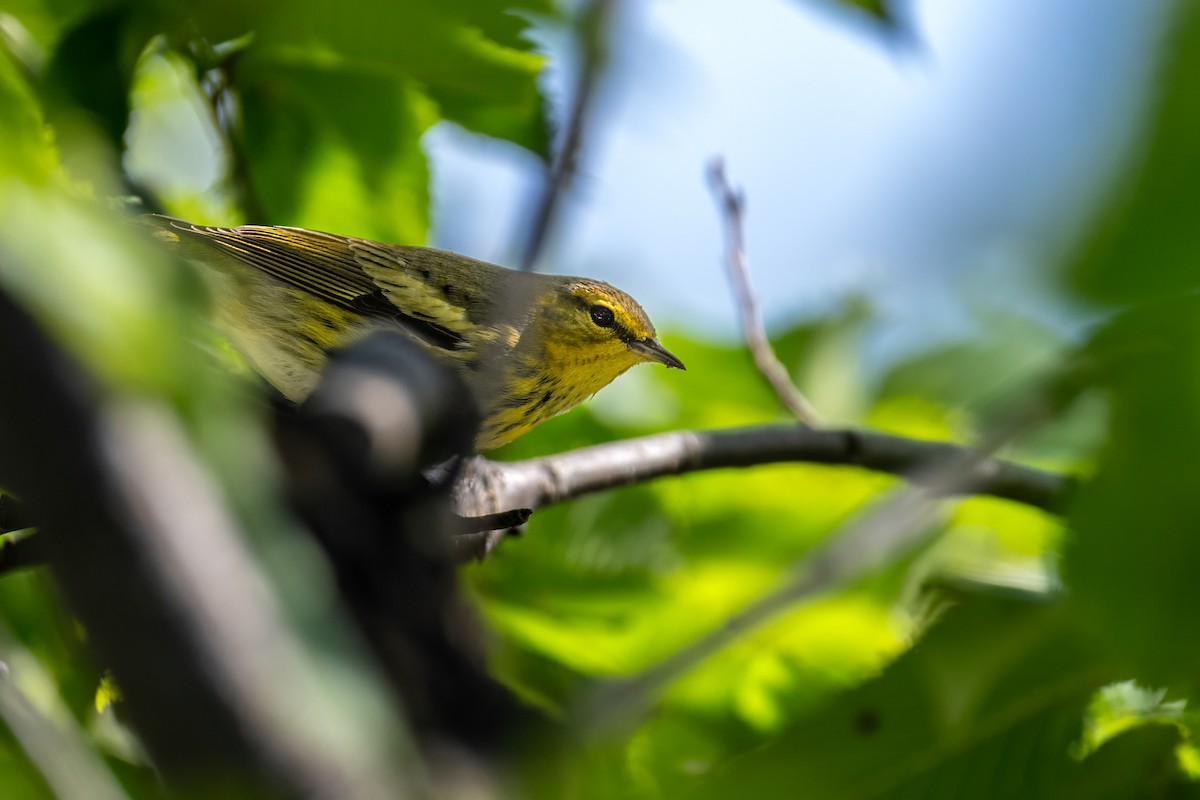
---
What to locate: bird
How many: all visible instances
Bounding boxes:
[147,215,684,451]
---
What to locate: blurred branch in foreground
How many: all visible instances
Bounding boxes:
[273,331,534,773]
[707,157,823,426]
[0,284,419,798]
[518,0,619,271]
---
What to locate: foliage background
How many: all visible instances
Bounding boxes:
[2,0,1200,797]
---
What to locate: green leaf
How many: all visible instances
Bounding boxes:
[239,61,434,240]
[1063,298,1200,684]
[1067,723,1198,800]
[235,0,549,155]
[692,594,1110,800]
[38,7,138,185]
[1068,2,1200,302]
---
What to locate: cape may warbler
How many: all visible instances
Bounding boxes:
[150,215,684,450]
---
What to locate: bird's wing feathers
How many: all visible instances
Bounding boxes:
[350,241,477,335]
[153,217,374,306]
[149,215,509,351]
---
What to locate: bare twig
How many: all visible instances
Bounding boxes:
[518,0,618,271]
[707,158,823,425]
[452,425,1072,523]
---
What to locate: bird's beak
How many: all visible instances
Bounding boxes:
[630,337,686,370]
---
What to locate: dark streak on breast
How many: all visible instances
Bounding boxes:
[529,390,554,413]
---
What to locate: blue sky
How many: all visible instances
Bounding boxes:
[429,0,1174,362]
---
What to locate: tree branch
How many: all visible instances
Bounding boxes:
[4,424,1071,569]
[0,284,419,798]
[453,425,1072,523]
[707,158,823,425]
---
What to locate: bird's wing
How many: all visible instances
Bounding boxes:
[150,215,376,306]
[349,240,485,336]
[148,215,495,350]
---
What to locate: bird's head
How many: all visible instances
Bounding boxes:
[531,278,685,382]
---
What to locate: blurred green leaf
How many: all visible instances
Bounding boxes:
[40,8,133,149]
[1068,2,1200,302]
[1063,298,1200,684]
[237,0,549,155]
[692,593,1110,800]
[0,715,56,800]
[0,571,95,728]
[0,39,57,181]
[1067,723,1198,800]
[239,61,434,240]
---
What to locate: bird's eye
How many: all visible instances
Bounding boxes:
[590,304,616,328]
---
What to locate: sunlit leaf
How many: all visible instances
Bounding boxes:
[239,61,434,240]
[693,594,1112,800]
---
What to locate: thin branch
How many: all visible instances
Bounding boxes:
[707,158,823,425]
[452,425,1072,522]
[5,424,1072,566]
[518,0,618,271]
